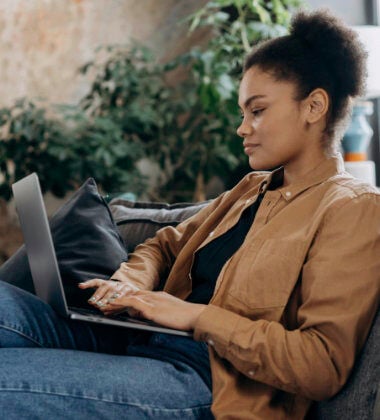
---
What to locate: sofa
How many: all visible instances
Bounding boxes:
[0,178,378,419]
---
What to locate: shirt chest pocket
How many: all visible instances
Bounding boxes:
[225,239,306,316]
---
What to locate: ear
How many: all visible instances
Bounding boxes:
[304,88,329,124]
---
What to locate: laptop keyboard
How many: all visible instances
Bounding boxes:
[69,306,155,324]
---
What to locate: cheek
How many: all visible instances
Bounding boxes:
[254,118,274,140]
[253,118,268,134]
[266,113,300,139]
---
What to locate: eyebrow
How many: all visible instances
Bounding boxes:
[240,94,267,109]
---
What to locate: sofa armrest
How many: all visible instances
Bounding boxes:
[314,309,379,419]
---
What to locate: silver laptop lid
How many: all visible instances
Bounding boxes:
[12,173,69,316]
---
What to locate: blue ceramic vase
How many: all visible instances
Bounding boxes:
[342,101,373,161]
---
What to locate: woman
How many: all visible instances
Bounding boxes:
[0,9,379,420]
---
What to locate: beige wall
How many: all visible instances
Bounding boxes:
[0,0,207,107]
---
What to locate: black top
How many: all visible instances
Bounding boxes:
[186,193,264,304]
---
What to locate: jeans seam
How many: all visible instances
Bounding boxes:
[0,388,212,412]
[0,324,43,347]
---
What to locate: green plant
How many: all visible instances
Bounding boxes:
[0,99,145,201]
[0,99,73,200]
[0,0,303,203]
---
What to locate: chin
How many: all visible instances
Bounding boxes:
[249,156,281,172]
[249,158,270,171]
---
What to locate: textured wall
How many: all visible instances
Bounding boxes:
[0,0,207,107]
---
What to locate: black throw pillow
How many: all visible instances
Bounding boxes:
[0,178,128,308]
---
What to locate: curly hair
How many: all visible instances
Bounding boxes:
[244,9,367,153]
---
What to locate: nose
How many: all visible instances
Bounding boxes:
[236,118,253,138]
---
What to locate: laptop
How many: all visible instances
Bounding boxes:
[12,173,191,337]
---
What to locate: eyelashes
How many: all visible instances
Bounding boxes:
[251,108,265,117]
[239,108,266,119]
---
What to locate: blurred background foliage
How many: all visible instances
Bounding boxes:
[0,0,302,203]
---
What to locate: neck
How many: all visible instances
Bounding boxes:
[282,148,328,187]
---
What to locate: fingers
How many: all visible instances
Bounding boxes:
[78,279,110,308]
[101,288,141,315]
[78,279,107,289]
[110,292,154,319]
[80,279,141,313]
[102,291,201,331]
[101,291,151,317]
[100,285,123,305]
[99,283,134,306]
[77,279,117,308]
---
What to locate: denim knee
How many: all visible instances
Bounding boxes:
[0,348,213,419]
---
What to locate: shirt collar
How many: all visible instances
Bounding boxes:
[258,154,346,201]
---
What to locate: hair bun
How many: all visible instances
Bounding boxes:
[290,9,367,97]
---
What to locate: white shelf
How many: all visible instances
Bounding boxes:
[344,161,376,186]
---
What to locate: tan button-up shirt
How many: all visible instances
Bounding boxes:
[112,155,380,419]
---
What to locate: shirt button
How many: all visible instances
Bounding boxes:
[207,339,215,346]
[285,191,292,198]
[209,231,215,237]
[247,369,255,377]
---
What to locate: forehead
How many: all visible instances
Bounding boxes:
[238,67,297,107]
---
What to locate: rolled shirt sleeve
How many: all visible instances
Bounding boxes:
[110,191,230,290]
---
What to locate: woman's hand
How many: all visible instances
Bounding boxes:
[78,279,141,316]
[79,280,206,331]
[111,290,206,331]
[117,290,206,331]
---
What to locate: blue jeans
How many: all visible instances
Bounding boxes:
[0,281,213,419]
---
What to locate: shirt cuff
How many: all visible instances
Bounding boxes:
[193,304,242,358]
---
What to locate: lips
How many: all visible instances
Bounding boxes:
[243,143,260,155]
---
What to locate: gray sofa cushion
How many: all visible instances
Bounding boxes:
[374,383,380,420]
[314,308,379,419]
[109,199,209,253]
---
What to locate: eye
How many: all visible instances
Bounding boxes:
[251,108,265,117]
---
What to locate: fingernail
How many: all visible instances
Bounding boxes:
[88,297,96,302]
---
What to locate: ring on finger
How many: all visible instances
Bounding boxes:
[111,293,121,299]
